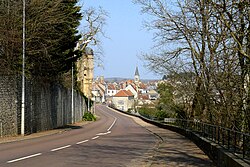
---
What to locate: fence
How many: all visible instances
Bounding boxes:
[164,118,250,161]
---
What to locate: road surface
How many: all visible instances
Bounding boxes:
[0,105,157,167]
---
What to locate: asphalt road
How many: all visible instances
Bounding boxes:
[0,105,157,167]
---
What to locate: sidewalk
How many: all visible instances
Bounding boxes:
[128,115,215,167]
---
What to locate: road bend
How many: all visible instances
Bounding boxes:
[0,104,157,167]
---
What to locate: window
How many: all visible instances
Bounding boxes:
[118,100,124,105]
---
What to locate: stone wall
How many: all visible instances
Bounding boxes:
[0,75,18,137]
[0,75,86,137]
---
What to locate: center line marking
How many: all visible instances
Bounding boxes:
[96,131,111,136]
[51,145,71,152]
[92,136,99,140]
[7,153,42,164]
[76,140,89,145]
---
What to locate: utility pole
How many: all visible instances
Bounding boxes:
[21,0,26,136]
[71,62,74,124]
[87,96,90,112]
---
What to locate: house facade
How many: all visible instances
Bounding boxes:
[125,84,138,99]
[112,90,134,111]
[106,84,119,97]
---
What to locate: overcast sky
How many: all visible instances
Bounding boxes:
[79,0,160,80]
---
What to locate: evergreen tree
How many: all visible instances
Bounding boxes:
[0,0,82,79]
[25,0,82,79]
[0,0,22,74]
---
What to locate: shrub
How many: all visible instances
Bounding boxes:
[156,110,169,120]
[83,112,96,121]
[138,107,158,120]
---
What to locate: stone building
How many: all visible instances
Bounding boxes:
[76,47,94,99]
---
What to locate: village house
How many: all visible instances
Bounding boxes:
[92,76,106,103]
[112,90,134,111]
[125,84,138,99]
[148,89,159,100]
[106,83,119,97]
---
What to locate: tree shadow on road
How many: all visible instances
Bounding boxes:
[56,125,83,130]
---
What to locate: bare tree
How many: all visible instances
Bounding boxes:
[209,0,250,131]
[135,0,249,132]
[61,5,108,88]
[76,6,108,65]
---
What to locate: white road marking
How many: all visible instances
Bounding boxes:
[92,136,99,140]
[96,131,111,136]
[7,153,42,164]
[51,145,71,152]
[97,106,117,131]
[76,140,89,145]
[107,118,117,131]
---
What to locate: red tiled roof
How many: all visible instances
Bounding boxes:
[139,94,149,100]
[127,80,133,83]
[139,83,147,89]
[130,83,137,90]
[97,84,105,93]
[126,83,137,91]
[108,84,116,90]
[114,90,134,97]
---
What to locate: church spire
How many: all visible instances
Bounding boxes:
[135,66,140,76]
[134,66,140,84]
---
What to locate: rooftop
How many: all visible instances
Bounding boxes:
[114,90,134,97]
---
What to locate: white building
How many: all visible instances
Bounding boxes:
[106,84,119,97]
[125,84,138,99]
[112,90,134,111]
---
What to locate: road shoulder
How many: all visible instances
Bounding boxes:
[108,107,214,167]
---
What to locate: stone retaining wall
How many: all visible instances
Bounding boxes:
[0,75,86,137]
[139,116,249,167]
[0,75,18,136]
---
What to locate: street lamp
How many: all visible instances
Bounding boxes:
[21,0,26,136]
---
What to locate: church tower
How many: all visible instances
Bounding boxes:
[76,47,94,99]
[134,66,140,85]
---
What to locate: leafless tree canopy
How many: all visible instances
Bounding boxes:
[135,0,250,132]
[78,6,108,68]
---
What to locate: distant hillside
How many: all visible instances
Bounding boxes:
[104,77,159,83]
[104,77,130,83]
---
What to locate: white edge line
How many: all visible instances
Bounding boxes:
[76,140,89,145]
[7,153,42,164]
[98,107,117,132]
[51,145,71,152]
[92,136,99,140]
[107,118,117,131]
